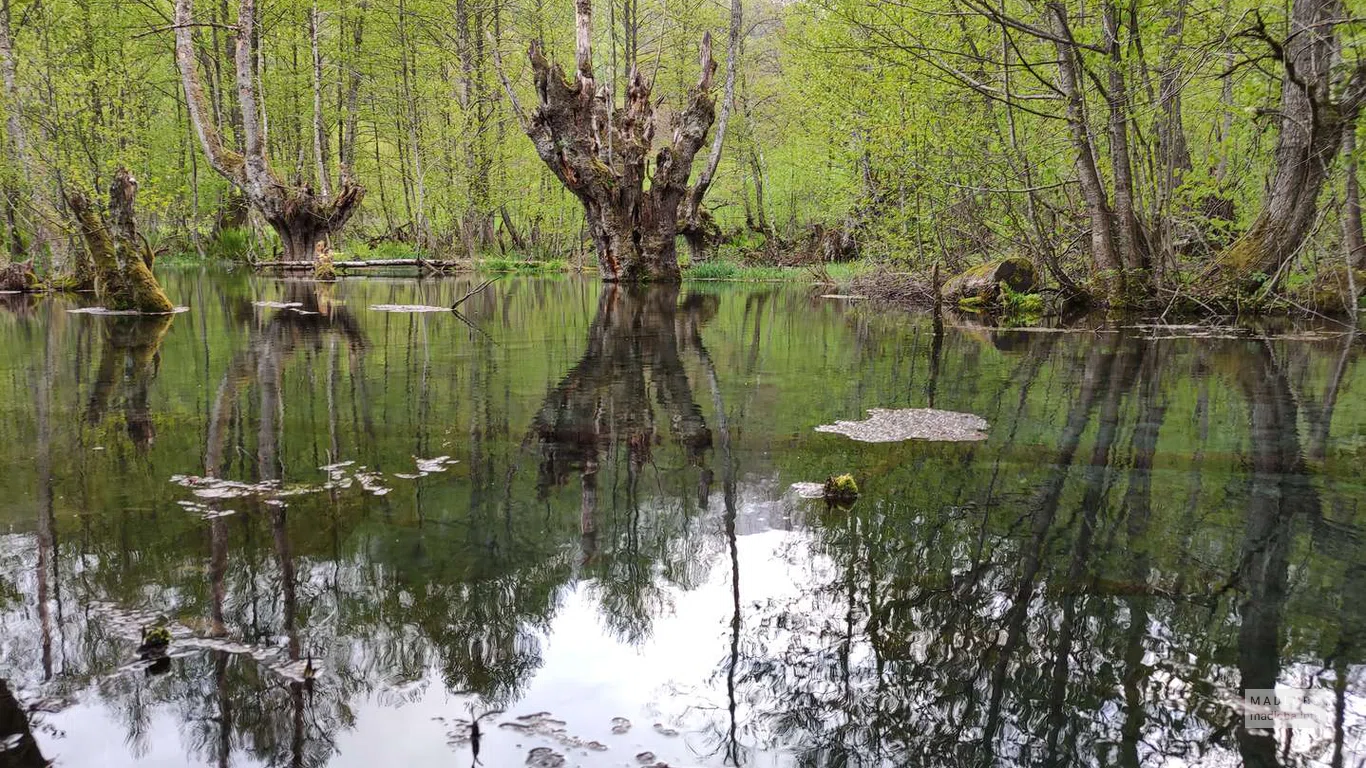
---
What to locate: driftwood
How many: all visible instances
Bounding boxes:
[942,257,1038,305]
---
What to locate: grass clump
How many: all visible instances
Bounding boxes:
[207,227,252,262]
[479,255,569,273]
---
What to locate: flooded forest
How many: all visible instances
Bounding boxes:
[1,0,1366,765]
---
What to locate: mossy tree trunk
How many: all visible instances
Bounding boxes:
[497,0,717,282]
[67,168,174,312]
[1202,0,1366,299]
[174,0,364,278]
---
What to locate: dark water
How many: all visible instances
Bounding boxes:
[1,272,1364,767]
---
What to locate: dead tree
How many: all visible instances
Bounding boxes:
[67,168,174,313]
[498,0,718,282]
[174,0,364,276]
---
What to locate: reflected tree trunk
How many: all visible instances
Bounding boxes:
[0,679,46,768]
[1232,340,1319,768]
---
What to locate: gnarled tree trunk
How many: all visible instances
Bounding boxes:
[67,168,174,313]
[1203,0,1363,296]
[174,0,364,277]
[501,0,717,282]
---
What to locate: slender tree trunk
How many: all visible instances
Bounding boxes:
[1155,0,1192,194]
[1103,1,1146,279]
[0,0,57,265]
[309,1,332,197]
[681,0,742,259]
[396,0,428,246]
[1049,3,1121,298]
[341,0,365,171]
[1345,124,1364,271]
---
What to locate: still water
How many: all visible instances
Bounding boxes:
[1,271,1364,767]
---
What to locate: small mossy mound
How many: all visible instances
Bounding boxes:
[942,257,1037,307]
[823,473,860,505]
[137,617,172,658]
[313,260,338,281]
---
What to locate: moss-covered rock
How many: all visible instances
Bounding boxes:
[942,257,1037,306]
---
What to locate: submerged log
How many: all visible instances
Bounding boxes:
[941,256,1038,305]
[66,169,174,313]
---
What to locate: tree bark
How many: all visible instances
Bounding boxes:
[67,168,175,312]
[340,0,365,171]
[1049,3,1121,298]
[1103,1,1146,278]
[175,0,364,272]
[508,5,718,282]
[1345,123,1364,271]
[0,0,59,269]
[681,0,742,260]
[1205,0,1358,294]
[309,0,332,197]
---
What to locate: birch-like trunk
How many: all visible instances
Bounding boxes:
[310,1,332,197]
[0,0,58,267]
[681,0,743,259]
[1049,3,1121,298]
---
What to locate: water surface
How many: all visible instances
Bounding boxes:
[1,272,1364,767]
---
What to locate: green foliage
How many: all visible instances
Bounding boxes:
[998,283,1045,326]
[684,260,739,280]
[207,227,253,263]
[343,239,424,261]
[479,255,569,273]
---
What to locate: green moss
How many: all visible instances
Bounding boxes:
[823,473,859,501]
[313,260,338,281]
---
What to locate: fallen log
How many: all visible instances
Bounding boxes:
[254,259,467,271]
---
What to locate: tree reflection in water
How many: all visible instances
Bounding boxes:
[725,335,1366,768]
[0,278,1363,768]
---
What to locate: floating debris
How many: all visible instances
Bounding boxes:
[414,455,458,475]
[67,306,189,316]
[370,304,451,313]
[252,301,303,309]
[610,716,632,734]
[525,747,566,768]
[90,602,315,683]
[652,723,680,737]
[818,294,867,300]
[501,712,607,753]
[816,408,988,443]
[789,482,826,499]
